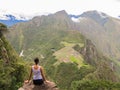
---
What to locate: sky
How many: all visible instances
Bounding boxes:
[0,0,120,18]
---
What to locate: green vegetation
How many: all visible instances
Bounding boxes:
[52,63,95,90]
[71,80,120,90]
[0,23,26,90]
[0,23,7,31]
[43,38,120,90]
[53,41,84,67]
[70,56,83,66]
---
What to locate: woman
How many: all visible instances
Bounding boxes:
[26,57,47,85]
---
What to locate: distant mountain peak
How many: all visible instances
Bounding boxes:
[55,10,67,14]
[81,10,108,18]
[80,10,109,25]
[54,10,68,17]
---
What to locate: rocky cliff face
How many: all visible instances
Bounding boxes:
[18,81,58,90]
[74,39,118,82]
[74,10,120,60]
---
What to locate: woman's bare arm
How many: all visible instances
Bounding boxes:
[28,67,32,82]
[40,66,46,81]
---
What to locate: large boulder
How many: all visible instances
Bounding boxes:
[18,81,59,90]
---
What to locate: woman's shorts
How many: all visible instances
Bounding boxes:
[33,79,44,85]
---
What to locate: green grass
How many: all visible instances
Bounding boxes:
[53,41,85,67]
[61,41,84,47]
[70,56,84,66]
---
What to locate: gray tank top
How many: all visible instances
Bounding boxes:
[32,65,43,80]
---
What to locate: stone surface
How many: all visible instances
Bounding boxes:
[18,81,59,90]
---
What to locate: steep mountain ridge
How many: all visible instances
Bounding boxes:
[0,23,26,90]
[80,10,109,25]
[6,10,75,60]
[74,11,120,60]
[74,39,118,81]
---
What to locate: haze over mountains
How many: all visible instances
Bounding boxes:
[3,10,120,89]
[1,9,120,27]
[74,10,120,60]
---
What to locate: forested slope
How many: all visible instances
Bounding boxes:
[0,23,26,90]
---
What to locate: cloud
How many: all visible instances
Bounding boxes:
[115,0,120,2]
[0,0,120,18]
[71,17,80,22]
[0,10,10,20]
[0,15,10,20]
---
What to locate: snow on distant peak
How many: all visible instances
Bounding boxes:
[71,17,87,23]
[71,17,80,22]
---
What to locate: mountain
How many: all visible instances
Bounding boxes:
[73,10,120,61]
[4,10,120,90]
[70,11,120,60]
[5,10,74,59]
[80,10,109,25]
[0,23,26,90]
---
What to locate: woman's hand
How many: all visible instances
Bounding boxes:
[44,80,49,83]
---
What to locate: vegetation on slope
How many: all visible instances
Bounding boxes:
[71,80,120,90]
[46,39,120,90]
[0,23,26,90]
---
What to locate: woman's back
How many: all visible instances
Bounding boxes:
[26,57,46,85]
[32,65,43,80]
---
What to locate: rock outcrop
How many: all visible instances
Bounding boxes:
[18,81,59,90]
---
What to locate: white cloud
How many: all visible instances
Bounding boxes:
[0,0,120,18]
[0,15,10,20]
[71,17,80,23]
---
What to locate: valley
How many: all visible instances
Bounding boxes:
[1,10,120,90]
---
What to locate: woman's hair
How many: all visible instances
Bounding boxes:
[34,57,39,65]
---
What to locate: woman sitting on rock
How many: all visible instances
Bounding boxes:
[25,57,47,85]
